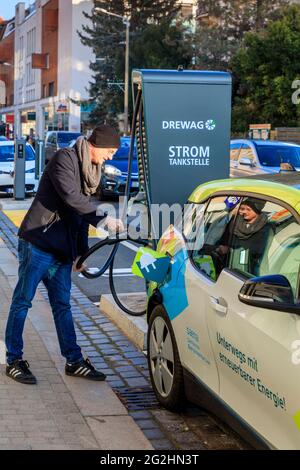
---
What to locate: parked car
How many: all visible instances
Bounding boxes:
[230,139,300,177]
[45,131,82,163]
[145,173,300,449]
[98,136,139,199]
[0,141,37,195]
[0,136,8,141]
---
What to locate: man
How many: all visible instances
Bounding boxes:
[5,124,124,385]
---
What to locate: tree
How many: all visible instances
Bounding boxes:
[193,0,289,70]
[231,5,300,132]
[80,0,188,127]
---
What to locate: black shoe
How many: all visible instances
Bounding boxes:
[65,358,106,381]
[6,360,37,385]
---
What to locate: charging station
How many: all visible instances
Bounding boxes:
[14,139,26,201]
[132,69,232,206]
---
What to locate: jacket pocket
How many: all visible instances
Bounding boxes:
[43,211,59,233]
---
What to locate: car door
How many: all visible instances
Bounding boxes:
[205,197,300,449]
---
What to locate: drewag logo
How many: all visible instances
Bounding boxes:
[162,119,216,131]
[205,119,216,131]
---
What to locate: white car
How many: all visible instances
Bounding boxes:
[144,174,300,449]
[0,141,37,195]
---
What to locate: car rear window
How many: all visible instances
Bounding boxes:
[256,144,300,167]
[113,139,137,160]
[0,144,35,162]
[57,133,81,144]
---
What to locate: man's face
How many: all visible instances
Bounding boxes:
[89,144,117,165]
[239,204,258,223]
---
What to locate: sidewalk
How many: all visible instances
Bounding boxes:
[0,238,152,450]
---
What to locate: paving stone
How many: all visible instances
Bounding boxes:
[136,419,159,430]
[130,411,152,420]
[125,377,149,387]
[143,428,166,440]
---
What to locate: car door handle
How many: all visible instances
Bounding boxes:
[210,296,228,316]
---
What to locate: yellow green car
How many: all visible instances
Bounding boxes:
[145,173,300,450]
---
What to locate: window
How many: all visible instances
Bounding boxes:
[191,196,241,281]
[0,145,14,162]
[228,198,300,300]
[0,144,35,162]
[255,144,300,168]
[238,144,256,164]
[182,202,206,249]
[230,143,242,162]
[48,82,55,97]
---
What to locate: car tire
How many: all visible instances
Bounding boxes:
[147,304,185,410]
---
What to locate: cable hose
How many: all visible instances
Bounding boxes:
[76,234,149,316]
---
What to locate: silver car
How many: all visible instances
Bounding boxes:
[230,139,300,177]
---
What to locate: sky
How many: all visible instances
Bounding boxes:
[1,1,31,21]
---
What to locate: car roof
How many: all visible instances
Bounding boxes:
[189,175,300,215]
[231,139,300,147]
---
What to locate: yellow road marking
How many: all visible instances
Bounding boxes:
[3,210,98,237]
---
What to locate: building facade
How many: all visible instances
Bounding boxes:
[0,0,94,139]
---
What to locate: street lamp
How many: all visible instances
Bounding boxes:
[95,7,130,135]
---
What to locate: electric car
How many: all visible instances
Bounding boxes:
[0,141,37,195]
[230,139,300,177]
[146,173,300,449]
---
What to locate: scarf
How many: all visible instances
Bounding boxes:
[76,136,102,196]
[233,213,268,240]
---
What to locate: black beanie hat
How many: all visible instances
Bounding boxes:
[241,198,265,214]
[88,124,120,149]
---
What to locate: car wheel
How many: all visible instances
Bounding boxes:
[147,304,185,410]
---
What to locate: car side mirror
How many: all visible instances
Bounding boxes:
[239,275,300,314]
[239,157,255,167]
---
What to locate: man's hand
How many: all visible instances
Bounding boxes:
[73,256,87,273]
[104,216,125,234]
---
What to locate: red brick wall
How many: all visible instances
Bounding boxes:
[41,0,58,97]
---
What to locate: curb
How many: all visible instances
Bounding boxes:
[100,293,148,351]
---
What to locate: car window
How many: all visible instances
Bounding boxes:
[46,133,54,144]
[191,196,241,281]
[0,144,35,162]
[57,133,81,144]
[255,144,300,167]
[25,144,35,161]
[230,143,241,161]
[0,145,14,162]
[238,144,256,163]
[181,202,206,250]
[228,199,300,300]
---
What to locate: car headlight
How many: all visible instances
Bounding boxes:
[104,165,122,177]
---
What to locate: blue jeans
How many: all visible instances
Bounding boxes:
[5,239,83,365]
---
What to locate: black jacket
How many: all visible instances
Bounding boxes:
[18,146,106,263]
